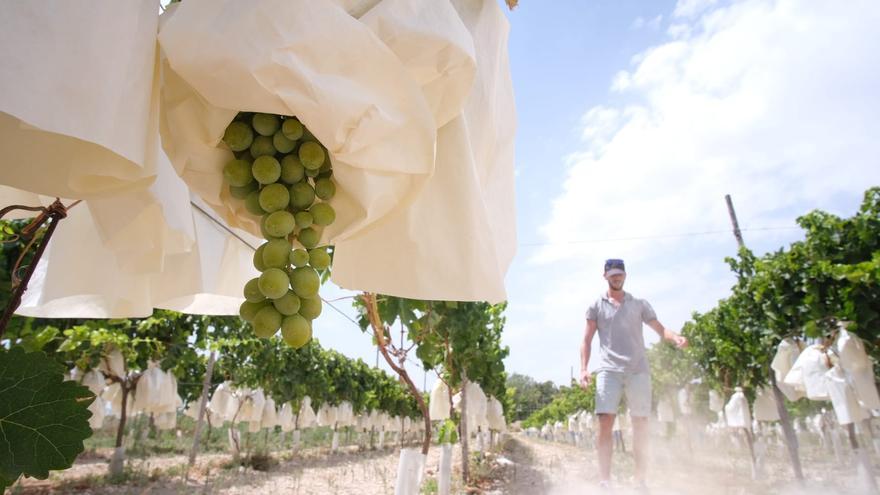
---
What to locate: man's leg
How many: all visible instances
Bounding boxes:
[626,372,653,484]
[597,413,615,482]
[594,371,623,483]
[631,416,649,482]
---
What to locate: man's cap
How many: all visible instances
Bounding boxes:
[604,258,625,276]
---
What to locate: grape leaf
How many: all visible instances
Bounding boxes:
[0,346,94,491]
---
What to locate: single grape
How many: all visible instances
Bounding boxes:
[298,141,325,170]
[294,211,313,229]
[259,268,291,299]
[252,113,280,137]
[223,159,254,187]
[264,210,296,237]
[289,181,316,210]
[250,135,276,157]
[243,278,264,302]
[223,121,254,152]
[308,248,331,270]
[289,248,309,267]
[253,244,267,271]
[259,215,279,240]
[281,315,312,349]
[259,183,290,212]
[297,227,320,249]
[252,156,281,184]
[310,202,336,226]
[298,295,323,320]
[280,155,305,184]
[304,167,320,178]
[262,238,292,269]
[273,130,296,154]
[282,118,304,141]
[272,290,301,316]
[253,305,283,338]
[239,299,270,322]
[230,181,258,200]
[245,190,265,216]
[289,266,320,298]
[314,178,336,200]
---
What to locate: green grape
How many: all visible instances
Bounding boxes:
[252,113,280,137]
[289,181,316,210]
[243,278,264,302]
[230,181,258,200]
[310,202,336,226]
[280,155,305,184]
[308,248,331,270]
[259,215,279,240]
[252,156,281,184]
[282,118,304,141]
[299,295,323,320]
[264,210,296,237]
[272,290,301,316]
[253,306,283,338]
[273,131,296,154]
[262,238,292,269]
[298,141,325,170]
[253,244,267,271]
[250,135,276,157]
[239,300,270,322]
[259,183,290,212]
[281,315,312,349]
[259,268,290,299]
[289,266,320,298]
[314,178,336,200]
[294,211,313,229]
[223,159,254,187]
[298,227,320,249]
[245,190,265,216]
[289,248,309,267]
[304,167,320,178]
[223,121,254,152]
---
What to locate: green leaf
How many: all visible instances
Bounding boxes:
[0,347,95,490]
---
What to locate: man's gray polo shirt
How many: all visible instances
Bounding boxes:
[586,292,657,374]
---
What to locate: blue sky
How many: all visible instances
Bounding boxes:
[316,0,880,390]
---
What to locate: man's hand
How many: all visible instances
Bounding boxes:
[670,333,688,349]
[579,369,592,389]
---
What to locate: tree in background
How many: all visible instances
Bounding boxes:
[505,373,558,423]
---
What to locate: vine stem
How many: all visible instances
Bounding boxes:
[0,199,76,337]
[362,292,432,455]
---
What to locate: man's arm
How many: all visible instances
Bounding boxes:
[646,319,688,348]
[579,319,597,389]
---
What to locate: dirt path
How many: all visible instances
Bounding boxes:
[14,432,880,494]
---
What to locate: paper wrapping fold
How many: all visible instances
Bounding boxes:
[158,0,514,302]
[0,1,159,199]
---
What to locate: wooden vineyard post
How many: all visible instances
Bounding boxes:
[725,194,804,481]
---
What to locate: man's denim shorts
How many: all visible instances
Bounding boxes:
[595,370,652,418]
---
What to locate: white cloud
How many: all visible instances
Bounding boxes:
[509,0,880,384]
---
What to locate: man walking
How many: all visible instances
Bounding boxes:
[579,259,687,489]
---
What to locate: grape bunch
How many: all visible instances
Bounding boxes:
[222,113,337,349]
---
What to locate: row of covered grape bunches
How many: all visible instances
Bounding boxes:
[223,112,336,348]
